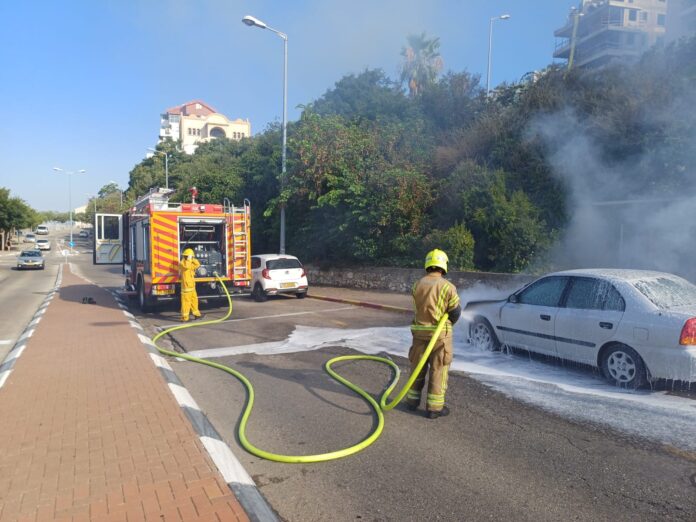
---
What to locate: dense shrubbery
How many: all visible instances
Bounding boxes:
[123,35,695,272]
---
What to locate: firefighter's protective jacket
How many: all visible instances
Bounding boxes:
[410,272,460,338]
[179,257,200,292]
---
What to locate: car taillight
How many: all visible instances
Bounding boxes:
[262,268,271,280]
[679,318,696,345]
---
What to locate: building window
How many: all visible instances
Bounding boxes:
[210,127,226,139]
[640,11,647,22]
[627,33,635,45]
[657,14,665,26]
[628,9,637,21]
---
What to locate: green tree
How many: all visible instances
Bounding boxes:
[400,33,444,97]
[423,223,475,272]
[0,188,38,245]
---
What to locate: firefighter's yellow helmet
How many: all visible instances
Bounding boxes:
[424,249,449,274]
[182,248,194,257]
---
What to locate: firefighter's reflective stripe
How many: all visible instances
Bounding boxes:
[406,389,421,401]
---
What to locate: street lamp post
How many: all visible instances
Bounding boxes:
[487,14,511,96]
[242,14,288,254]
[147,148,169,190]
[86,194,97,213]
[53,167,86,250]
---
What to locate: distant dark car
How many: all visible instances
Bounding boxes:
[467,269,696,388]
[17,250,45,270]
[78,230,89,238]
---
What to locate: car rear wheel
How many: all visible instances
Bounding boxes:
[600,344,647,389]
[252,283,268,302]
[296,291,307,299]
[471,318,500,351]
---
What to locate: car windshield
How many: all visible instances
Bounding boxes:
[267,258,302,270]
[21,251,42,257]
[632,276,696,309]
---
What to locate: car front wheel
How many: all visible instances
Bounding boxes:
[471,318,500,352]
[601,344,647,389]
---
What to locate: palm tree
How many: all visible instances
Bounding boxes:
[400,33,444,97]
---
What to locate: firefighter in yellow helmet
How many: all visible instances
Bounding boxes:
[405,249,462,419]
[179,248,202,322]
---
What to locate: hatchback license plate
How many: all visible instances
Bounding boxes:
[280,282,296,289]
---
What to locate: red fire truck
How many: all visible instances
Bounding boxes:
[95,188,251,311]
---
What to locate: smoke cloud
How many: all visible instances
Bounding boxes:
[530,83,696,282]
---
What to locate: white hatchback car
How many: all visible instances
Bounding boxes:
[466,269,696,388]
[250,254,309,302]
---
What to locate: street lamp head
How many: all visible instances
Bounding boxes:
[53,167,63,172]
[500,14,511,20]
[242,15,266,29]
[77,169,86,173]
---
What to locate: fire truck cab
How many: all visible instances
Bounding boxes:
[107,188,251,312]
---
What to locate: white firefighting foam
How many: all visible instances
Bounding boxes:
[189,321,696,452]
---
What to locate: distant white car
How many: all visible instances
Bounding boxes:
[36,238,51,251]
[35,225,49,235]
[250,254,309,302]
[78,229,89,238]
[466,269,696,388]
[24,233,36,243]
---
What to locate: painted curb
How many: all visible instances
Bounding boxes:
[0,264,63,390]
[308,293,412,314]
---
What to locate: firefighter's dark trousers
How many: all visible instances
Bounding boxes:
[405,332,452,412]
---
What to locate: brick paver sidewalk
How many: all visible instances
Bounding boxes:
[0,268,249,521]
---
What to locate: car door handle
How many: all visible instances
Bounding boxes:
[599,322,613,329]
[540,314,551,321]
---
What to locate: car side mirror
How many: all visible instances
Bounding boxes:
[508,294,519,304]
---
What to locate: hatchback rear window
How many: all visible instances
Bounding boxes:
[22,251,42,257]
[267,258,302,270]
[633,277,696,309]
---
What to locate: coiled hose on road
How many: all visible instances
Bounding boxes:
[152,274,447,463]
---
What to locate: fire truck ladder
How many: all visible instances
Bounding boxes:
[224,198,251,281]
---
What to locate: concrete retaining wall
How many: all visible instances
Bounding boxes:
[306,266,535,295]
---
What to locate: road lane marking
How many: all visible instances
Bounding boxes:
[0,340,12,345]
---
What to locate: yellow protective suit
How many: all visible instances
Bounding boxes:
[179,256,201,321]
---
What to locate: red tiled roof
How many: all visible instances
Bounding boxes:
[164,100,217,116]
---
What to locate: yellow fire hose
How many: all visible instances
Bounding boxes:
[152,275,448,463]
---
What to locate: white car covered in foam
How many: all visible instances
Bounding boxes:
[466,269,696,388]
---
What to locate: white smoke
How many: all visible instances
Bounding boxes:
[531,98,696,281]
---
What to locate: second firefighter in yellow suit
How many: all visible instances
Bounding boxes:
[179,248,202,322]
[405,249,462,419]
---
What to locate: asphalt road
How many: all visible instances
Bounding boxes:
[0,233,62,360]
[64,254,696,521]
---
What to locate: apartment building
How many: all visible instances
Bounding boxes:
[554,0,667,69]
[159,100,251,154]
[665,0,696,43]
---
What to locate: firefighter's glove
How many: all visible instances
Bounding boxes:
[448,305,462,325]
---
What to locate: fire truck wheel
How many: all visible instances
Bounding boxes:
[137,278,153,313]
[252,283,268,302]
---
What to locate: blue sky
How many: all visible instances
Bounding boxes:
[0,0,575,211]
